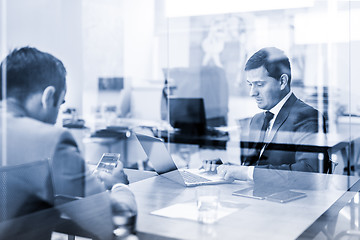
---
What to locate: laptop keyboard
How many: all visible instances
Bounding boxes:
[180,171,210,183]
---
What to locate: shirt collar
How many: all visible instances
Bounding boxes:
[268,91,292,118]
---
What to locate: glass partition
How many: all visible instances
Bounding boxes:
[0,3,359,172]
[1,0,360,239]
[1,1,359,173]
[160,0,360,175]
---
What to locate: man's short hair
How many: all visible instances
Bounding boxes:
[245,47,291,84]
[0,47,66,105]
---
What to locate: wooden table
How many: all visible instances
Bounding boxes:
[129,170,360,240]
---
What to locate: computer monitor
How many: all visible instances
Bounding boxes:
[169,97,207,136]
[98,77,124,91]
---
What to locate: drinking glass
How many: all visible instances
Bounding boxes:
[196,186,220,224]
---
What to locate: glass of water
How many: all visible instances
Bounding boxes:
[196,186,220,224]
[112,210,137,239]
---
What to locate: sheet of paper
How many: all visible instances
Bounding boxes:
[151,201,246,222]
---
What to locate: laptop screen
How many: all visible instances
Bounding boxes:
[169,97,207,136]
[135,134,178,174]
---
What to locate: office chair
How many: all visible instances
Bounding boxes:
[0,160,60,240]
[341,136,360,175]
[302,138,360,240]
[327,137,360,240]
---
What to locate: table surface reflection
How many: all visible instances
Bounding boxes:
[129,170,360,240]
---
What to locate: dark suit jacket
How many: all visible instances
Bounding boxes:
[0,104,106,198]
[242,93,326,174]
[0,103,115,239]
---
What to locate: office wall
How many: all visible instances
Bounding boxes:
[122,0,164,120]
[81,0,124,121]
[2,0,83,115]
[2,0,360,130]
[122,0,155,81]
[82,0,163,121]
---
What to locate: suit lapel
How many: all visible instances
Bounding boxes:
[243,114,264,165]
[265,93,297,147]
[252,113,265,143]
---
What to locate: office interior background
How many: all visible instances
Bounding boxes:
[2,0,360,239]
[1,0,360,170]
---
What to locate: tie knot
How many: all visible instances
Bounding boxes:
[264,111,274,121]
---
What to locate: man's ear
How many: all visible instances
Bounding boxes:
[279,74,289,90]
[41,86,56,109]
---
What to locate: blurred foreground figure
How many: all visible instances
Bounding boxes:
[0,47,136,240]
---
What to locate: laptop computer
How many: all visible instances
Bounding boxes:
[135,134,228,187]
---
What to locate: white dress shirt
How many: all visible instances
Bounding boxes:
[247,91,293,180]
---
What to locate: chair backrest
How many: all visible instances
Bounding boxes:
[0,206,59,240]
[164,66,229,126]
[0,160,59,240]
[342,136,360,175]
[55,192,114,240]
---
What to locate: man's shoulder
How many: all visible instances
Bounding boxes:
[11,115,70,140]
[3,115,77,166]
[292,98,320,115]
[252,110,266,118]
[286,98,323,131]
[250,111,264,124]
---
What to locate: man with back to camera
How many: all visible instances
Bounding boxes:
[214,47,326,181]
[0,47,136,239]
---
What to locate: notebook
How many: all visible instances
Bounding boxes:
[135,134,228,187]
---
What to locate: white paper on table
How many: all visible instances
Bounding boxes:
[151,201,245,222]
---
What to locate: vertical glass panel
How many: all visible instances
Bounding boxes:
[162,0,359,176]
[0,0,7,167]
[162,2,360,236]
[2,1,360,238]
[81,0,125,130]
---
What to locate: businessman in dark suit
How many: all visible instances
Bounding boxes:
[0,47,136,239]
[216,47,326,181]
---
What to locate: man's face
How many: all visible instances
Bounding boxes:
[246,66,283,110]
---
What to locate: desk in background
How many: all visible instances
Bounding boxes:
[78,117,355,174]
[129,170,360,240]
[82,128,130,165]
[156,130,229,150]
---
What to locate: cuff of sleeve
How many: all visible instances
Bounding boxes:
[247,166,254,181]
[111,183,129,191]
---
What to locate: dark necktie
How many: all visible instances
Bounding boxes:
[242,111,274,166]
[256,111,274,159]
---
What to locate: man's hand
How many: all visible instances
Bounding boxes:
[110,184,137,216]
[97,161,129,190]
[216,165,249,181]
[202,158,223,173]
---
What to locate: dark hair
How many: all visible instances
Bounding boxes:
[0,47,66,105]
[245,47,291,84]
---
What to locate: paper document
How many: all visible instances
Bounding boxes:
[151,201,246,222]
